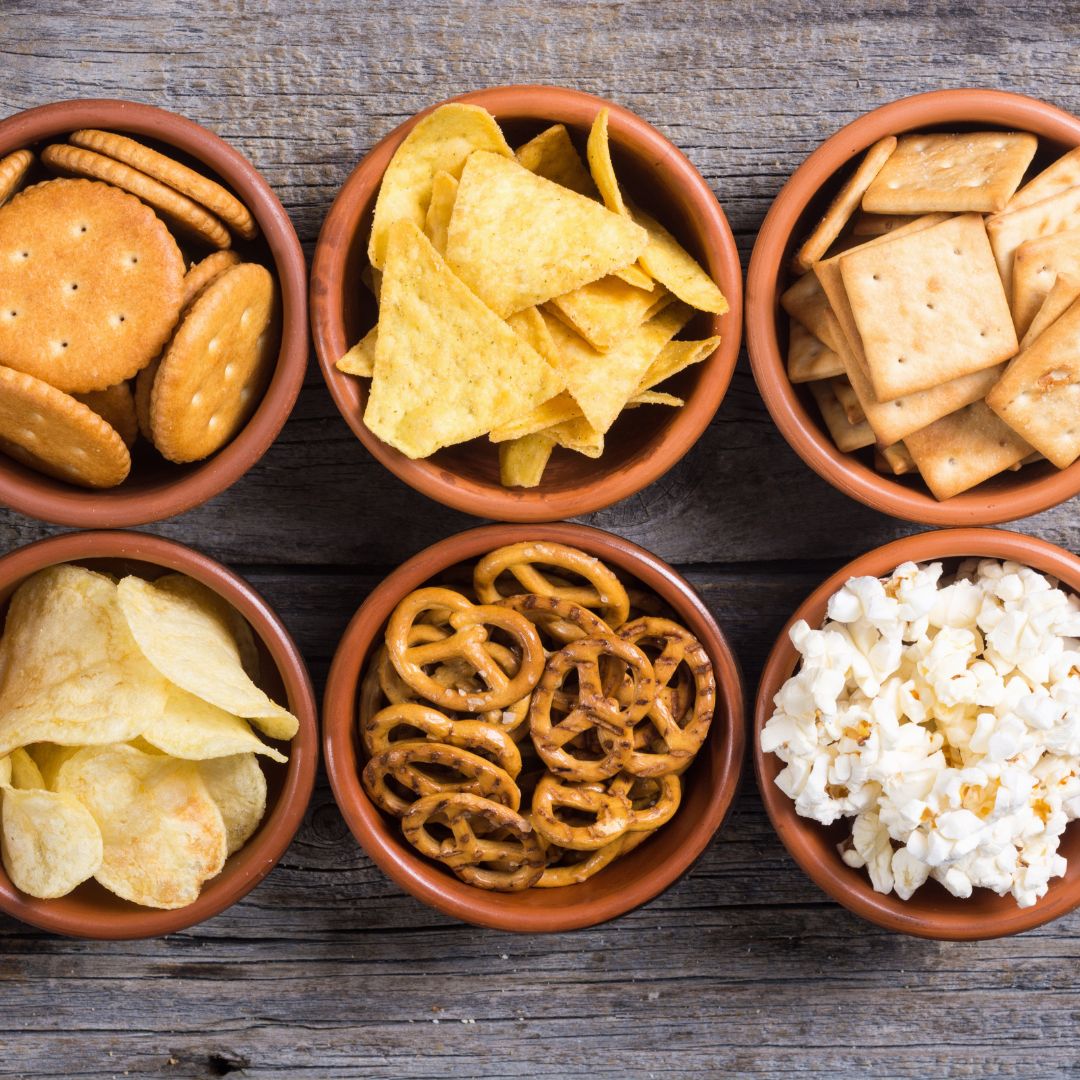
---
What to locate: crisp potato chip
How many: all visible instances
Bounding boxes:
[516,124,597,198]
[57,744,227,909]
[197,753,267,856]
[488,391,582,443]
[368,103,513,270]
[0,566,169,756]
[541,303,692,433]
[8,747,42,789]
[0,756,10,787]
[547,275,661,350]
[424,170,458,255]
[445,151,648,317]
[28,744,79,790]
[1,786,103,899]
[365,221,565,457]
[499,431,557,488]
[336,325,378,378]
[587,107,627,215]
[142,687,288,764]
[637,336,721,393]
[117,575,299,741]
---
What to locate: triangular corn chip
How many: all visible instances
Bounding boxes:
[366,220,565,456]
[445,151,648,317]
[587,107,627,215]
[368,103,512,270]
[337,324,377,377]
[637,336,721,393]
[488,391,582,444]
[516,125,597,198]
[423,170,458,255]
[548,415,604,458]
[632,206,729,314]
[547,275,661,350]
[499,431,557,488]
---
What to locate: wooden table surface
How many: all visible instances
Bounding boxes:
[4,2,1080,1077]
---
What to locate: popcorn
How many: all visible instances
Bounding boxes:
[762,559,1080,909]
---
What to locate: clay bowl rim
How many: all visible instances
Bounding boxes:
[754,526,1080,941]
[0,98,308,528]
[323,521,745,932]
[0,529,319,940]
[745,87,1080,527]
[310,83,743,524]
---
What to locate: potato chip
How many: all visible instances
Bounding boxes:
[368,103,513,270]
[587,107,627,216]
[637,336,721,393]
[488,391,582,443]
[445,151,648,317]
[28,743,79,790]
[57,744,227,909]
[336,325,378,378]
[0,755,9,787]
[365,221,565,457]
[116,574,299,741]
[0,566,169,756]
[515,124,597,198]
[197,753,267,856]
[142,687,288,764]
[541,303,692,433]
[498,431,557,488]
[547,274,660,350]
[424,170,458,255]
[8,747,42,790]
[1,786,103,899]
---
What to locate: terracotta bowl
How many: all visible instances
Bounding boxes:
[755,527,1080,940]
[746,88,1080,526]
[0,99,308,527]
[0,530,318,939]
[311,85,742,522]
[324,522,745,931]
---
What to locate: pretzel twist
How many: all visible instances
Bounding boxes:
[498,592,615,646]
[607,772,683,832]
[530,773,633,850]
[535,830,650,888]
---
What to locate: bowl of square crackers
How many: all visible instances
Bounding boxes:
[310,85,742,521]
[0,99,307,527]
[747,89,1080,525]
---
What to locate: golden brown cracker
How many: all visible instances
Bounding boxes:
[1020,273,1080,351]
[1010,228,1080,338]
[1008,145,1080,212]
[787,321,844,383]
[986,185,1080,299]
[851,212,920,237]
[808,378,874,452]
[0,178,185,393]
[183,250,243,308]
[0,150,33,207]
[73,381,138,449]
[134,356,158,441]
[780,271,840,351]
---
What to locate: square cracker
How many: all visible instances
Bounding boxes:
[793,136,896,271]
[1008,145,1080,211]
[787,321,843,383]
[1011,227,1080,338]
[780,271,840,351]
[840,213,1017,401]
[862,132,1037,214]
[832,378,865,425]
[1020,272,1080,350]
[808,379,875,452]
[905,401,1032,501]
[823,308,1004,447]
[879,441,916,475]
[986,185,1080,299]
[852,212,919,237]
[987,296,1080,468]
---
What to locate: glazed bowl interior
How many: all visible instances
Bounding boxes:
[747,89,1080,526]
[312,85,742,522]
[324,522,745,932]
[0,99,308,528]
[0,531,318,939]
[754,527,1080,940]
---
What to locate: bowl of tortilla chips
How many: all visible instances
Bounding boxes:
[311,85,742,521]
[747,88,1080,525]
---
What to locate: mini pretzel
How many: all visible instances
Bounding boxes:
[386,587,545,713]
[530,774,633,850]
[530,636,655,782]
[498,593,614,646]
[607,773,682,831]
[402,792,545,891]
[613,617,715,777]
[474,541,630,629]
[362,739,520,817]
[535,830,650,888]
[362,702,522,778]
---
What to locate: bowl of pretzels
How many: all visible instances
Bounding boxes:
[323,522,744,931]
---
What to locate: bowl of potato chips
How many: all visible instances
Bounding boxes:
[0,530,317,938]
[311,85,741,521]
[747,88,1080,525]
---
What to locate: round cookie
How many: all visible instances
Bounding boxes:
[134,357,159,442]
[0,178,185,393]
[182,250,242,307]
[41,143,231,250]
[74,381,139,449]
[69,129,257,240]
[150,263,278,463]
[0,150,33,207]
[0,364,131,488]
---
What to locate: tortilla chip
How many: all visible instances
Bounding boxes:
[423,170,458,255]
[336,324,378,377]
[516,124,597,198]
[631,206,729,314]
[586,107,626,215]
[366,220,564,457]
[499,431,557,487]
[637,336,720,393]
[488,391,582,443]
[629,390,684,407]
[548,415,604,458]
[368,103,513,269]
[445,151,647,317]
[547,275,660,349]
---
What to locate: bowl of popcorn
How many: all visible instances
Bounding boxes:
[746,89,1080,526]
[755,528,1080,939]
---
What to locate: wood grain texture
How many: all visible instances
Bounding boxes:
[2,2,1080,1078]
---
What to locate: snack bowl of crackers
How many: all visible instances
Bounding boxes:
[0,99,307,527]
[323,522,744,931]
[755,527,1080,940]
[311,85,741,521]
[0,529,318,938]
[746,88,1080,525]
